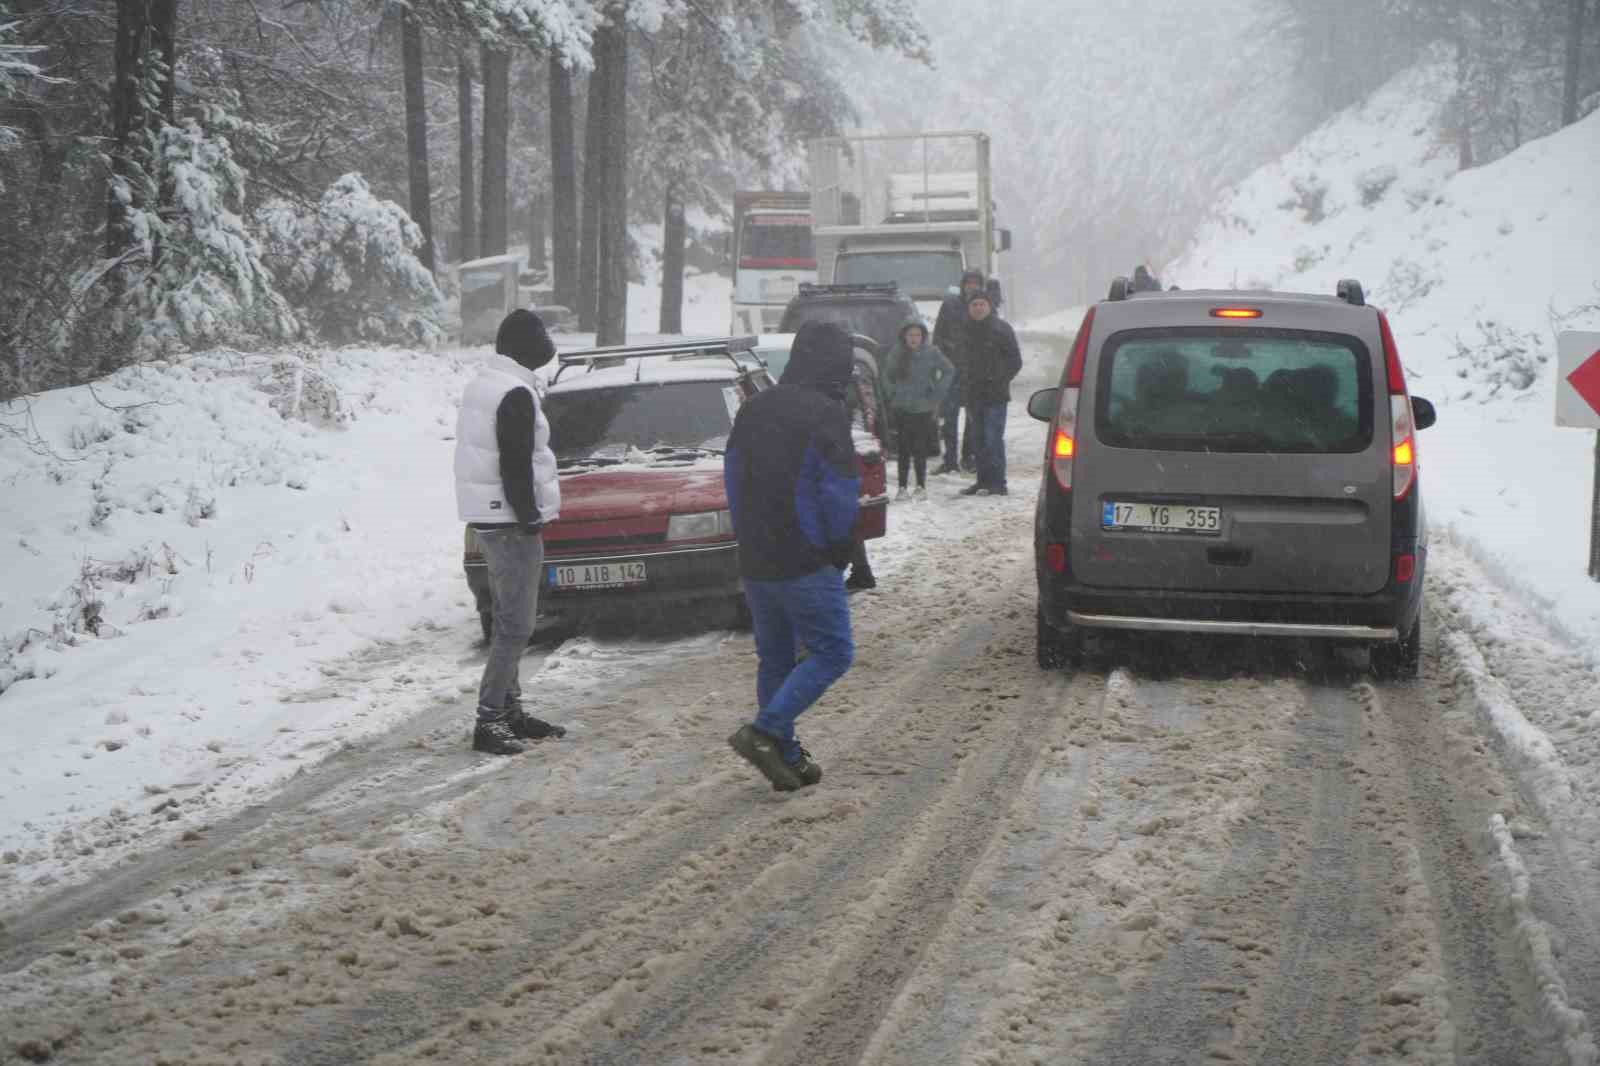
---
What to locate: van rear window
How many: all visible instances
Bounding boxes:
[1095,328,1373,454]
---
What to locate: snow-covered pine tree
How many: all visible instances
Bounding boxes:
[257,173,447,347]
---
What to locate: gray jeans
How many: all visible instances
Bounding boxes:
[474,527,544,721]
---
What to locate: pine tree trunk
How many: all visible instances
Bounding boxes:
[596,5,629,347]
[549,58,579,312]
[458,51,477,263]
[479,46,510,257]
[1565,0,1584,125]
[527,194,547,272]
[401,8,436,274]
[106,0,148,262]
[577,58,604,332]
[659,187,684,335]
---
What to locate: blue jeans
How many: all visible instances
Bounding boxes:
[744,566,854,764]
[940,369,965,466]
[972,401,1008,489]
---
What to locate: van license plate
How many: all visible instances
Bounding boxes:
[548,561,648,589]
[1103,502,1222,535]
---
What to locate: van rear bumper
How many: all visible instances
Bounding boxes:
[1038,571,1423,644]
[1066,611,1396,641]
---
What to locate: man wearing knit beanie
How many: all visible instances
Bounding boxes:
[453,309,567,754]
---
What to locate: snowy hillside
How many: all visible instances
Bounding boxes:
[0,272,733,899]
[1168,61,1600,651]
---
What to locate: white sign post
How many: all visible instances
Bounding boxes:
[1556,330,1600,580]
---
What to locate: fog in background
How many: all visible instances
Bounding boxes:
[835,0,1317,318]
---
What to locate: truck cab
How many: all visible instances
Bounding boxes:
[729,193,816,336]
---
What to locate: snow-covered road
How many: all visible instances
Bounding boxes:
[2,337,1596,1065]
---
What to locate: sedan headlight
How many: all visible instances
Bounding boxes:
[667,510,735,541]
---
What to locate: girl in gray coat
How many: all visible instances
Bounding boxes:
[881,319,956,500]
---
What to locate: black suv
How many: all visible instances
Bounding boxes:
[778,282,917,355]
[1029,277,1436,679]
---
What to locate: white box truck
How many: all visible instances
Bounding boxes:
[808,131,1010,322]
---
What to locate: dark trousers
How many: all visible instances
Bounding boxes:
[894,411,935,488]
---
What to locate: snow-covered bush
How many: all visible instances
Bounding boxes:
[1279,175,1330,224]
[1355,164,1398,207]
[1450,318,1547,398]
[115,115,299,353]
[260,349,352,428]
[257,174,446,348]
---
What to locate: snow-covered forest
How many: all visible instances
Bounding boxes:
[4,0,1596,393]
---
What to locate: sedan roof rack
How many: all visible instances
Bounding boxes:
[1335,278,1366,306]
[553,336,759,382]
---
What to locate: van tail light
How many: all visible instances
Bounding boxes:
[1046,543,1067,574]
[1050,308,1096,492]
[1380,311,1417,500]
[1051,388,1081,491]
[1394,553,1416,584]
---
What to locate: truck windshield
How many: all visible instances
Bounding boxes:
[834,251,964,296]
[545,381,736,464]
[1096,329,1374,454]
[740,219,814,268]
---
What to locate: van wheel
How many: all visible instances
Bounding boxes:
[1037,607,1078,671]
[1372,616,1421,681]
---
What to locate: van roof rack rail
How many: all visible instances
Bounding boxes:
[796,282,901,296]
[1336,279,1365,306]
[1107,276,1131,301]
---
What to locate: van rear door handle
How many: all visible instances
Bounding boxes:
[1207,547,1252,567]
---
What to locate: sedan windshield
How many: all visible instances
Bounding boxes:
[545,381,738,466]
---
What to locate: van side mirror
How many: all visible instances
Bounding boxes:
[1026,387,1059,422]
[1411,396,1436,430]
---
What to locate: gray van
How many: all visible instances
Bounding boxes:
[1029,279,1436,678]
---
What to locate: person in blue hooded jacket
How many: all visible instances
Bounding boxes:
[724,321,860,791]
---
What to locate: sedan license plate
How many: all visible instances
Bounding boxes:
[1102,501,1222,535]
[548,560,648,590]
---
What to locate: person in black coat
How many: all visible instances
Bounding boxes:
[723,321,861,791]
[957,290,1024,497]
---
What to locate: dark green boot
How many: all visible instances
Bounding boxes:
[728,725,803,791]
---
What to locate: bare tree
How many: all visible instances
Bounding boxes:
[658,188,683,334]
[458,50,477,262]
[1564,0,1584,124]
[401,5,436,273]
[479,45,510,256]
[595,4,628,346]
[577,58,603,331]
[548,56,579,311]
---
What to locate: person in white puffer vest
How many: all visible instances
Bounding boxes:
[454,309,568,755]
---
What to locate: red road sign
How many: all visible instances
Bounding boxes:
[1568,350,1600,416]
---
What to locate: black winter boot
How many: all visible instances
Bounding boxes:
[473,719,526,755]
[507,707,567,740]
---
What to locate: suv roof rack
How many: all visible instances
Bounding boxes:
[1107,276,1131,301]
[795,282,901,297]
[1335,279,1366,306]
[553,336,759,382]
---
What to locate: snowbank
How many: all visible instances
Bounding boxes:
[0,273,736,900]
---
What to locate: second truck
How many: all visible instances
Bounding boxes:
[807,130,1011,322]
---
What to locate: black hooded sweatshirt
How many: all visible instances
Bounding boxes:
[724,322,862,581]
